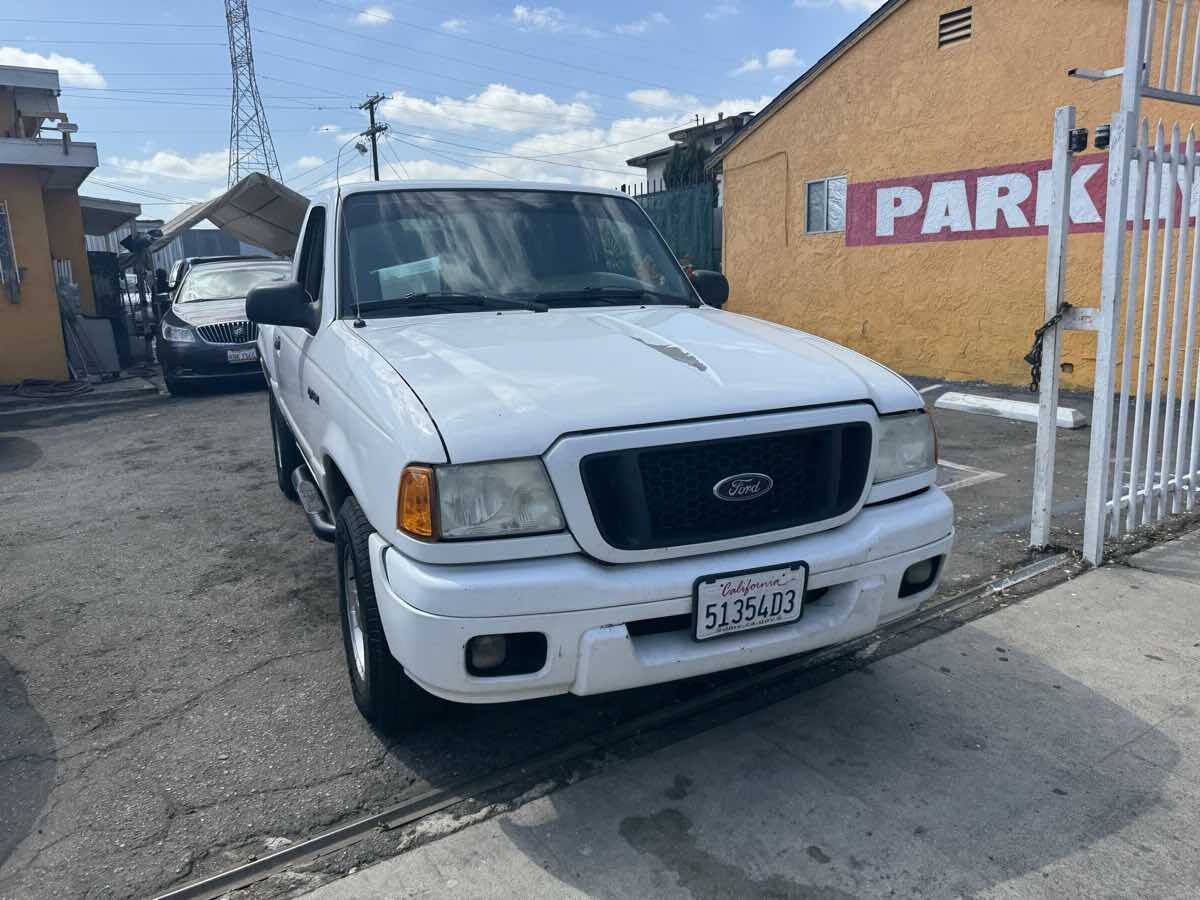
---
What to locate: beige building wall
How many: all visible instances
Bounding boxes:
[0,166,68,383]
[721,0,1197,389]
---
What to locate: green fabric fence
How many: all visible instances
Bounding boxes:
[636,181,718,271]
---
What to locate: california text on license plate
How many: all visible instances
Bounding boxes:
[692,562,807,641]
[227,347,257,363]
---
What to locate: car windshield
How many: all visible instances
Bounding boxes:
[177,265,288,303]
[338,189,697,317]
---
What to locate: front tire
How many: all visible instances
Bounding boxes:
[268,391,301,501]
[336,496,432,733]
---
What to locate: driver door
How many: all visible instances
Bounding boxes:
[275,206,325,463]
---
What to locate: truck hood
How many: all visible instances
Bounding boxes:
[171,298,247,326]
[357,306,922,462]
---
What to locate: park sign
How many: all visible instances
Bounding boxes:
[844,152,1200,246]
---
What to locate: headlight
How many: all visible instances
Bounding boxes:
[874,412,936,483]
[397,459,564,540]
[161,323,195,343]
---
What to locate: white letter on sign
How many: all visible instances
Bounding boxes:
[1069,163,1102,223]
[876,186,923,237]
[976,173,1032,230]
[921,180,972,234]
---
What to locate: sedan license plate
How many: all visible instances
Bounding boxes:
[693,562,807,641]
[227,347,257,363]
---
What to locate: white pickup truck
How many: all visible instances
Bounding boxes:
[248,181,953,732]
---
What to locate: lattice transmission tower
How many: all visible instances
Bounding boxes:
[224,0,281,184]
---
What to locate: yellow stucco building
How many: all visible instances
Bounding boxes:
[712,0,1194,390]
[0,64,97,384]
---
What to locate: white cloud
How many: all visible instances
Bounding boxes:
[441,18,468,33]
[106,150,228,182]
[793,0,887,12]
[292,155,325,170]
[730,56,763,76]
[615,12,669,35]
[354,5,393,26]
[510,5,567,31]
[705,3,740,20]
[627,88,698,110]
[765,48,801,69]
[730,49,800,76]
[379,83,594,133]
[0,46,105,88]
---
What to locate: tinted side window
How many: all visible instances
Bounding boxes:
[297,207,326,305]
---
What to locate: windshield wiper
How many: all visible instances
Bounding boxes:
[521,286,700,308]
[357,292,548,314]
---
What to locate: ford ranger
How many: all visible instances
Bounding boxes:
[247,181,953,732]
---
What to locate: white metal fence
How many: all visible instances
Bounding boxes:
[1085,0,1200,562]
[1033,0,1200,563]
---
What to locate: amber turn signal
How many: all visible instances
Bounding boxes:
[398,465,435,538]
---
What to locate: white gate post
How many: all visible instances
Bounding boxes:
[1030,106,1076,549]
[1081,0,1151,565]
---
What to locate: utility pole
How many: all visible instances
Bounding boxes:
[359,94,386,180]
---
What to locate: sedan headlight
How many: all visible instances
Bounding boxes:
[161,323,195,343]
[874,412,936,483]
[398,459,564,540]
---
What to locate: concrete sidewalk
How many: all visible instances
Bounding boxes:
[307,535,1200,899]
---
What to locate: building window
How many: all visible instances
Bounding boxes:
[938,6,972,47]
[0,200,18,302]
[805,176,847,234]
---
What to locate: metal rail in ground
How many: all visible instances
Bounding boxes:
[154,552,1075,900]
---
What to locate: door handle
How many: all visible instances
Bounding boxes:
[273,335,281,351]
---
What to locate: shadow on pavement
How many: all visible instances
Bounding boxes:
[0,656,57,867]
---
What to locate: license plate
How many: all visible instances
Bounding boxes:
[227,347,257,363]
[692,562,807,641]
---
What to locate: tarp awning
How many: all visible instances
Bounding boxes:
[150,172,308,257]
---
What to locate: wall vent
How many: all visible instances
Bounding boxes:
[938,6,972,47]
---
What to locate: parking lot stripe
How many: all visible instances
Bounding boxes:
[938,458,1007,493]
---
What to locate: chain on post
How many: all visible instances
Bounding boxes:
[1024,302,1072,393]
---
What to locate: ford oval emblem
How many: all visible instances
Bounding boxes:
[712,472,774,502]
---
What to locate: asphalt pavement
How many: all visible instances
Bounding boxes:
[0,377,1147,898]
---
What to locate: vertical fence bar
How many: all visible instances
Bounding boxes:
[1176,131,1200,510]
[1191,8,1200,93]
[1175,1,1192,91]
[1112,122,1150,535]
[1161,0,1178,89]
[1129,126,1162,529]
[1084,0,1152,565]
[1189,331,1200,508]
[1144,124,1177,523]
[1163,130,1197,512]
[1031,106,1076,549]
[1160,127,1193,513]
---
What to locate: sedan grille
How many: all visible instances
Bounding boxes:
[580,422,872,551]
[196,320,257,344]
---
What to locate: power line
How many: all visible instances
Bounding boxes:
[257,5,724,104]
[0,17,222,28]
[311,0,746,69]
[386,134,517,181]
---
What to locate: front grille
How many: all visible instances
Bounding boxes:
[580,422,872,551]
[196,320,257,344]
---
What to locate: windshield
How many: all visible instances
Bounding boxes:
[177,265,288,303]
[338,189,696,316]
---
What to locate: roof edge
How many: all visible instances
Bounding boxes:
[706,0,909,170]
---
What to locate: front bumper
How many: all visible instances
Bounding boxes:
[159,339,262,380]
[370,487,954,704]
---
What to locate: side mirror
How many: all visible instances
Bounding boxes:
[691,270,729,308]
[247,280,318,333]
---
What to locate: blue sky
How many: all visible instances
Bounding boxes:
[2,1,883,218]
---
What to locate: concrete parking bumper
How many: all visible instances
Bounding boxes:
[306,534,1200,899]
